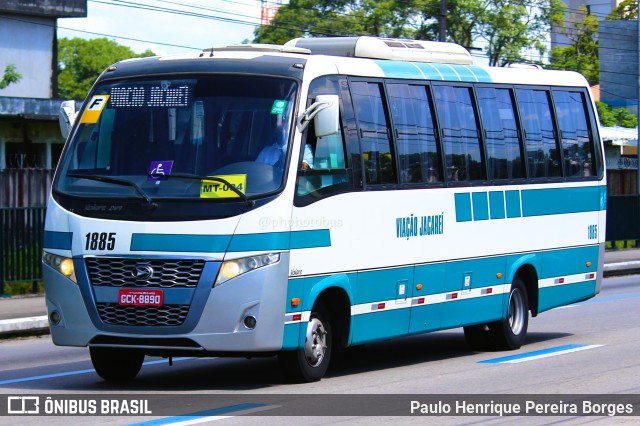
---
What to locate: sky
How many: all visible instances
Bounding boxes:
[57,0,269,56]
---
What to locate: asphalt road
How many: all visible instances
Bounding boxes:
[0,275,639,425]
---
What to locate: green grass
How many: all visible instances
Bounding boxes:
[1,281,43,297]
[606,240,638,249]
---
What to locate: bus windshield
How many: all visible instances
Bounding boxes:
[55,75,297,203]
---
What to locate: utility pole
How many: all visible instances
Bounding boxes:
[438,0,448,42]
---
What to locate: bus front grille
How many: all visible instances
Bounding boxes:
[86,258,205,288]
[96,303,190,326]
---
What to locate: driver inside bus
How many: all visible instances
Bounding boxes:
[256,118,314,170]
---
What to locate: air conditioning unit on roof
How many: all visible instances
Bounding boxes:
[285,36,472,65]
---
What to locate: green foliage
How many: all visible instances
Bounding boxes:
[253,0,565,66]
[0,63,22,90]
[596,101,638,128]
[607,0,638,20]
[58,38,155,100]
[548,7,599,85]
[2,282,44,296]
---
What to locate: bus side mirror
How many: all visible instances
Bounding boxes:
[297,95,339,136]
[59,100,77,140]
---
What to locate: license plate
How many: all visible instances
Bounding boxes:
[118,289,164,306]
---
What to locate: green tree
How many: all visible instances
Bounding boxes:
[58,38,155,100]
[254,0,565,67]
[607,0,638,20]
[548,7,599,85]
[0,63,22,90]
[596,101,638,128]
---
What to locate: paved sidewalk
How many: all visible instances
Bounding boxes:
[1,248,639,336]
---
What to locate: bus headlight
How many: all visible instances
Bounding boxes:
[214,253,280,287]
[43,252,77,283]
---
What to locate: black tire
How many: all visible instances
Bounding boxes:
[279,307,332,383]
[90,347,144,382]
[489,277,529,350]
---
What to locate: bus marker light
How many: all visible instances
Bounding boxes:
[586,261,592,267]
[416,283,423,290]
[486,288,493,294]
[418,298,424,304]
[586,273,595,279]
[377,303,385,310]
[291,298,300,307]
[496,273,502,279]
[292,314,302,321]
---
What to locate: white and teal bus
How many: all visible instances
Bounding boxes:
[44,36,606,382]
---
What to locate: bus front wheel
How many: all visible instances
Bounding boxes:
[89,347,144,382]
[279,306,332,382]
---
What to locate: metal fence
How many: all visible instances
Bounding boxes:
[606,195,640,243]
[0,207,46,295]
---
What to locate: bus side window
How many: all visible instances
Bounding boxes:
[476,87,524,180]
[433,85,485,182]
[552,90,595,177]
[515,88,562,179]
[351,81,396,185]
[295,77,352,204]
[387,83,442,184]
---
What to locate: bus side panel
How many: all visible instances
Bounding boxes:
[538,245,600,313]
[439,256,506,329]
[408,262,446,334]
[350,267,413,344]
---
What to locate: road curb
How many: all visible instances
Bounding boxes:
[603,261,640,277]
[0,315,49,337]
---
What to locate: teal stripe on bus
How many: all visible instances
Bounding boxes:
[540,245,599,279]
[374,60,424,79]
[456,186,604,222]
[521,186,603,217]
[374,61,494,83]
[131,230,331,252]
[489,191,506,219]
[539,280,597,312]
[454,193,473,222]
[44,231,73,250]
[472,192,489,221]
[505,190,522,218]
[131,234,231,252]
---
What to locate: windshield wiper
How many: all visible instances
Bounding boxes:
[150,172,255,207]
[67,172,157,210]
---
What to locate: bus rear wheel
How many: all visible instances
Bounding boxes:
[490,277,529,350]
[89,347,144,382]
[463,277,529,351]
[279,306,332,383]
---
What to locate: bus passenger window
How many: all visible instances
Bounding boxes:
[476,87,524,180]
[433,85,485,182]
[387,83,442,184]
[516,89,561,178]
[351,81,396,185]
[553,90,595,177]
